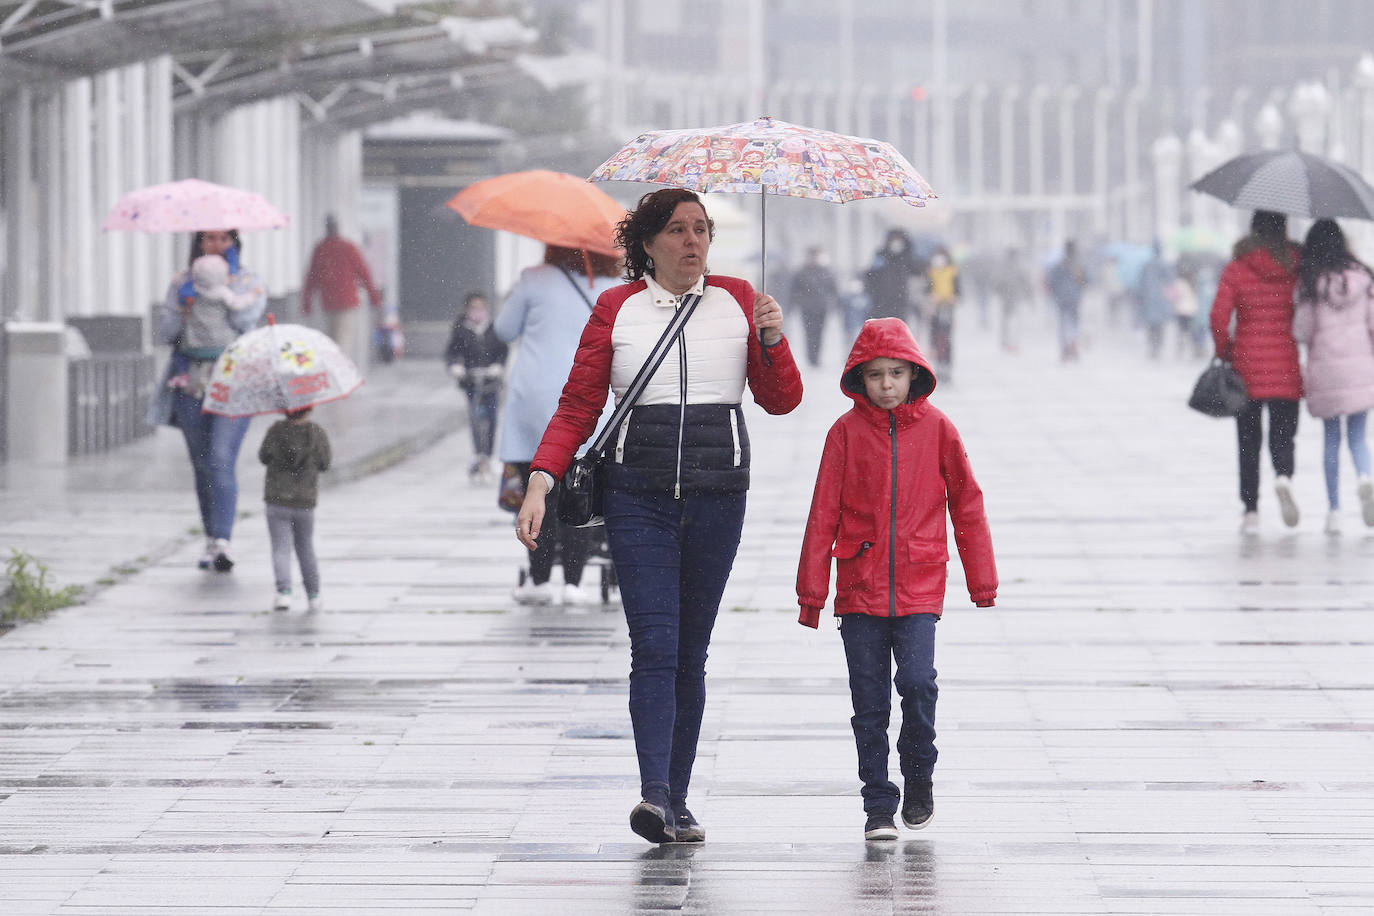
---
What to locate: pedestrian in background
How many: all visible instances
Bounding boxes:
[301,214,383,360]
[1047,240,1088,361]
[259,407,331,612]
[1210,210,1303,534]
[1137,240,1176,360]
[445,292,508,484]
[789,244,841,367]
[147,229,267,572]
[924,246,960,379]
[864,229,923,329]
[1292,218,1374,535]
[994,247,1032,354]
[495,245,621,607]
[796,317,996,842]
[516,188,803,845]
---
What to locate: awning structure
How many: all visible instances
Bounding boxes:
[0,0,398,90]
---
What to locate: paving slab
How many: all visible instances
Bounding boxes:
[3,323,1374,913]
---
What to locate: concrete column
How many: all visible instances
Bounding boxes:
[65,78,95,321]
[1000,86,1020,197]
[1254,102,1283,150]
[96,70,127,317]
[1093,88,1114,234]
[1058,86,1080,196]
[2,88,37,321]
[1028,86,1048,198]
[1288,81,1331,154]
[968,85,988,200]
[1151,133,1182,244]
[1124,89,1144,240]
[4,322,67,463]
[38,90,65,323]
[147,57,175,307]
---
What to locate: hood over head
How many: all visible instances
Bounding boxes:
[840,317,936,406]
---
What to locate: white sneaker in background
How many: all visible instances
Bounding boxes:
[1325,510,1342,536]
[307,595,323,612]
[512,581,556,605]
[198,538,216,569]
[1274,477,1300,528]
[562,583,594,607]
[211,538,234,572]
[1240,511,1259,535]
[273,591,291,611]
[1359,477,1374,527]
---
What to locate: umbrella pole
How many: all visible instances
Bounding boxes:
[758,192,767,346]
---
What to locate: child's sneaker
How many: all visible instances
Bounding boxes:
[306,594,323,612]
[272,591,291,611]
[1240,510,1259,535]
[863,812,899,841]
[1274,476,1299,528]
[901,777,934,829]
[197,538,216,569]
[1359,477,1374,526]
[211,538,234,572]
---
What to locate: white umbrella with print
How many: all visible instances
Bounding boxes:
[201,318,362,418]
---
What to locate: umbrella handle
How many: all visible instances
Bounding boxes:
[759,192,767,346]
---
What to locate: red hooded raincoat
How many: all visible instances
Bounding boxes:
[796,318,997,627]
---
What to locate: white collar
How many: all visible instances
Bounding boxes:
[644,272,706,308]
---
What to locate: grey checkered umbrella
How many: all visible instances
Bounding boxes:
[1190,150,1374,220]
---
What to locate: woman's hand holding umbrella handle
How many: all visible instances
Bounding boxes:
[516,473,550,550]
[754,293,784,346]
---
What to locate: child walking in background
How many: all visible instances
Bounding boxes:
[1292,218,1374,535]
[445,292,508,483]
[796,317,998,841]
[259,407,332,611]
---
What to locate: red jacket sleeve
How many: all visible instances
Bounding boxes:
[1210,263,1237,359]
[529,293,618,480]
[796,421,847,624]
[940,418,998,605]
[349,242,383,307]
[729,278,803,414]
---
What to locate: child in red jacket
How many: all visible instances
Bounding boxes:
[796,317,997,841]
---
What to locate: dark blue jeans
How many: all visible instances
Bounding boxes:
[172,391,251,540]
[602,486,747,807]
[839,612,939,815]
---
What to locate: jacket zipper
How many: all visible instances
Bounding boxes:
[889,412,897,617]
[674,300,687,499]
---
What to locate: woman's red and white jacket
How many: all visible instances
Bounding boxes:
[796,317,997,627]
[530,274,802,493]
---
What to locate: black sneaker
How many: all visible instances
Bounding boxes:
[629,799,676,844]
[673,806,705,843]
[863,812,899,841]
[902,777,934,829]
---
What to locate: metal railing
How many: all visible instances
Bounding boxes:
[67,352,157,457]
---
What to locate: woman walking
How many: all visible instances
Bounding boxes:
[1210,210,1303,534]
[1292,218,1374,535]
[147,229,267,570]
[515,189,803,844]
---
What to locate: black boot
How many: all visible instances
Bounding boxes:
[901,777,934,829]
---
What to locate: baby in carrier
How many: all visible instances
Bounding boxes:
[169,254,261,389]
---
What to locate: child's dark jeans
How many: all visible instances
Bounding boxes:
[839,612,939,815]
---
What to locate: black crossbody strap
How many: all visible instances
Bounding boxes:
[560,268,595,311]
[585,292,701,455]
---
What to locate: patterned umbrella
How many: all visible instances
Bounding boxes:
[1190,149,1374,220]
[589,116,936,293]
[201,321,362,418]
[102,178,290,233]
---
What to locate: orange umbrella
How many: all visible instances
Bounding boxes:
[446,169,626,257]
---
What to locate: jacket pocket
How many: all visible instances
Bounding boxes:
[833,538,876,595]
[902,537,948,599]
[907,537,949,563]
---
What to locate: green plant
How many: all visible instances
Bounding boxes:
[1,550,82,623]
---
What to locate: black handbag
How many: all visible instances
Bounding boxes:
[1188,358,1250,417]
[557,292,702,528]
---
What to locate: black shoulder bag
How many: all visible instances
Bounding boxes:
[557,292,702,528]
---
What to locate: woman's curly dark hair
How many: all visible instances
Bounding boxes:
[616,188,715,282]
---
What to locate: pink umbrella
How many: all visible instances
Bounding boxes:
[102,178,290,233]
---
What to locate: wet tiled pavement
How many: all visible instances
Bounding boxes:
[3,324,1374,914]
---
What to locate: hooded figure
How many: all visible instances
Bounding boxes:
[796,317,997,623]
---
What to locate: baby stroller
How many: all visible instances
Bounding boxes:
[516,521,619,606]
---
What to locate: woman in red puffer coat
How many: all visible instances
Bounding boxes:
[1210,210,1303,534]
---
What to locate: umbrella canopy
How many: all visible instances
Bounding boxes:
[589,115,935,207]
[202,322,362,418]
[446,170,626,257]
[102,178,290,233]
[1190,150,1374,220]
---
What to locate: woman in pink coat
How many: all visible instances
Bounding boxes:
[1292,218,1374,534]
